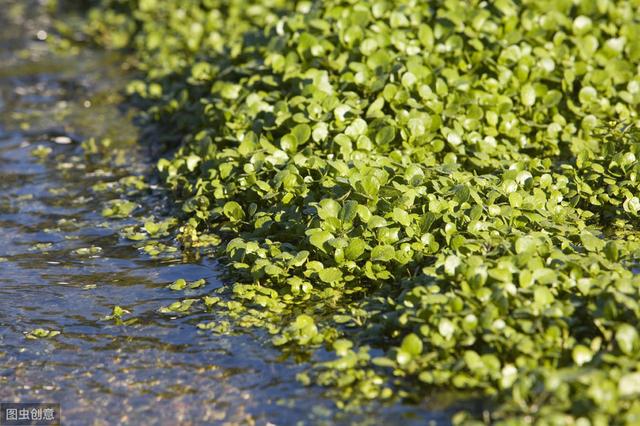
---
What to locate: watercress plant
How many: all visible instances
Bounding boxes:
[80,0,640,423]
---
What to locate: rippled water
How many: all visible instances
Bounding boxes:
[0,2,456,425]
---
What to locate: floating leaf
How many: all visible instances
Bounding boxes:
[25,328,60,339]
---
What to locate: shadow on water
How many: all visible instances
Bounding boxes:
[0,1,465,425]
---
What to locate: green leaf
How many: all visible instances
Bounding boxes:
[281,133,298,152]
[309,230,334,252]
[338,200,359,224]
[168,278,187,290]
[144,221,160,235]
[317,199,341,220]
[401,333,423,356]
[361,175,380,197]
[453,185,470,203]
[604,241,619,261]
[534,287,554,306]
[375,126,396,145]
[318,267,343,283]
[438,318,455,339]
[223,201,245,221]
[371,245,395,262]
[619,373,640,397]
[25,328,60,339]
[185,154,201,172]
[515,236,537,254]
[333,339,353,356]
[345,238,366,260]
[520,84,536,107]
[580,232,605,252]
[572,345,593,366]
[292,124,311,144]
[391,208,411,226]
[616,324,639,355]
[444,255,461,276]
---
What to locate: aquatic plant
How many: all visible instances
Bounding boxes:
[80,0,640,422]
[25,328,61,339]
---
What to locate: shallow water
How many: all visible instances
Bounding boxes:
[0,2,456,425]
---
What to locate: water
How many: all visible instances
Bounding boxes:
[0,2,455,424]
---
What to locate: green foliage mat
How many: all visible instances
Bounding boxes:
[79,0,640,423]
